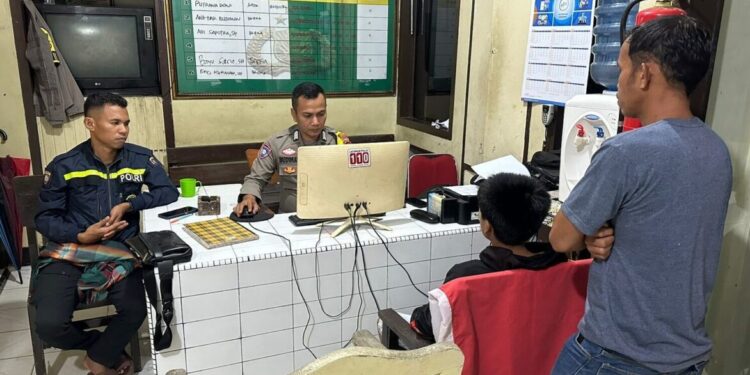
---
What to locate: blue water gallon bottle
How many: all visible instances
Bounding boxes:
[590,0,638,91]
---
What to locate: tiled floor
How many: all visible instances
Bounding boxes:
[0,267,157,375]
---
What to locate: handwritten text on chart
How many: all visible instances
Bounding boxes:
[188,3,389,80]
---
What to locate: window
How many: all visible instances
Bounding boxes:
[397,0,460,139]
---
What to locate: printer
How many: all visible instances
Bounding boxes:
[441,185,479,225]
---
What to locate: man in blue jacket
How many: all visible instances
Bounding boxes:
[34,93,178,375]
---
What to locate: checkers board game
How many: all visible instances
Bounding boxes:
[182,217,258,249]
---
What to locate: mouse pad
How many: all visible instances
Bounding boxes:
[229,208,275,223]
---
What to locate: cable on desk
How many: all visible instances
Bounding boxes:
[351,203,382,313]
[346,204,368,341]
[364,205,429,299]
[311,204,367,348]
[314,218,359,320]
[247,222,317,359]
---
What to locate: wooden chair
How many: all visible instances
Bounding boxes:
[291,330,463,375]
[12,175,142,375]
[379,260,592,375]
[245,148,280,184]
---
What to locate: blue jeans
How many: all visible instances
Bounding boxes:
[551,333,707,375]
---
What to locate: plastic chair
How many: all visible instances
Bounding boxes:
[407,154,458,198]
[291,330,463,375]
[13,175,142,375]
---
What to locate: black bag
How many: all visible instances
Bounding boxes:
[126,231,192,351]
[526,150,560,191]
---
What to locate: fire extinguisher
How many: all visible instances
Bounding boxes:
[620,0,687,44]
[618,0,688,132]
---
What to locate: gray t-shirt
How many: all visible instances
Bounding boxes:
[563,117,732,372]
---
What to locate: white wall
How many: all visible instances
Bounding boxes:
[396,0,547,176]
[0,0,31,161]
[704,0,750,372]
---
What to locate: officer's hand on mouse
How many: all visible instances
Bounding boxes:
[234,194,260,216]
[241,207,253,217]
[77,217,128,244]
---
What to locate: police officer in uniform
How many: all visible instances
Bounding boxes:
[34,93,178,375]
[235,82,349,214]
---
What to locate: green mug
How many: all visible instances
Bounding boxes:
[179,178,201,198]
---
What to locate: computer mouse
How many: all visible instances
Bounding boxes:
[230,205,274,223]
[240,207,256,218]
[410,209,440,224]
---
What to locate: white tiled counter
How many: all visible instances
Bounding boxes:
[143,185,484,375]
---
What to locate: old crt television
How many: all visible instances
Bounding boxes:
[296,142,409,219]
[38,4,159,95]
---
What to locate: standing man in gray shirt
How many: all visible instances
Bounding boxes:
[550,16,732,374]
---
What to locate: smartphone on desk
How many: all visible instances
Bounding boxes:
[405,197,427,208]
[158,206,198,220]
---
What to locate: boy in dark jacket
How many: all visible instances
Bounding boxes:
[410,173,567,340]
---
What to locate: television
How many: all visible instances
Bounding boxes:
[38,4,160,95]
[296,141,409,236]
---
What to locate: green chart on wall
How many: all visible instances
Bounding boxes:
[170,0,395,96]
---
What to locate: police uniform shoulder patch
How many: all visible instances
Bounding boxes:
[259,143,272,160]
[149,156,160,166]
[43,170,52,186]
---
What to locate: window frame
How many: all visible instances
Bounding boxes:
[396,0,460,140]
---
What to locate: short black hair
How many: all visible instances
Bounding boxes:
[84,92,128,116]
[291,82,325,110]
[477,173,550,246]
[627,16,712,95]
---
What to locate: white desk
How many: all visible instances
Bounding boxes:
[143,184,484,375]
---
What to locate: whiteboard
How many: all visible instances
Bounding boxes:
[169,0,396,96]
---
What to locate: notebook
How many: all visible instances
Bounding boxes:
[182,217,258,249]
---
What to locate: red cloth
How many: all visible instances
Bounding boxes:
[437,259,591,375]
[11,157,31,176]
[0,156,32,266]
[407,154,458,198]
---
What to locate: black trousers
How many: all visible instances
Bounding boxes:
[32,260,146,368]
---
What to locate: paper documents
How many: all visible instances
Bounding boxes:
[445,185,479,197]
[471,155,530,179]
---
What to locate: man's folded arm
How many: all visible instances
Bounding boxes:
[129,155,179,211]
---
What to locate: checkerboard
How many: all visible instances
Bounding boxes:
[182,217,259,249]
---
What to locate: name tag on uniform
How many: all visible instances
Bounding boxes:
[119,173,144,183]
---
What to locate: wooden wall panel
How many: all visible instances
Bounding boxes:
[35,96,167,167]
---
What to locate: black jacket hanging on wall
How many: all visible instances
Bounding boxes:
[22,0,84,125]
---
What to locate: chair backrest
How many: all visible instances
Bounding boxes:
[429,259,592,375]
[245,148,280,184]
[292,342,464,375]
[12,175,44,265]
[407,154,458,198]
